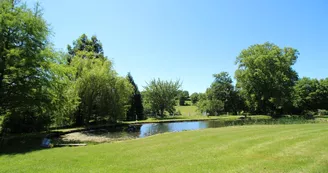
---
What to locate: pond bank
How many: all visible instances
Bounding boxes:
[50,115,270,135]
[56,116,320,144]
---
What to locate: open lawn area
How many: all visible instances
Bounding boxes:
[1,124,328,173]
[175,105,199,116]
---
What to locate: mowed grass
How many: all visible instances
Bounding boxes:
[1,124,328,172]
[175,105,199,116]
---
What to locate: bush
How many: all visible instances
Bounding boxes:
[175,110,182,116]
[301,111,315,120]
[318,109,328,116]
[1,111,51,134]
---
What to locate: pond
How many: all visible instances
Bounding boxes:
[60,118,314,143]
[138,121,228,137]
[62,120,260,143]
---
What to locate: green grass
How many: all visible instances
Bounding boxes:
[1,124,328,172]
[175,105,199,116]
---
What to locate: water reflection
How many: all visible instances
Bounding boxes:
[67,118,311,141]
[84,121,228,139]
[139,121,214,137]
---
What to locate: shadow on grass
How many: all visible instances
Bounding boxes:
[0,125,139,155]
[0,133,49,155]
[0,133,96,155]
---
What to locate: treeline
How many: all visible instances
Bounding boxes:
[192,43,328,118]
[0,1,143,133]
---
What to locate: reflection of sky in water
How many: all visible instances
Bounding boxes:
[96,121,230,139]
[139,121,220,138]
[86,119,272,140]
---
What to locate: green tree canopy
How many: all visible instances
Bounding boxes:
[293,77,328,113]
[197,91,224,116]
[235,42,298,116]
[190,92,200,104]
[66,35,133,125]
[207,72,235,113]
[67,34,104,63]
[177,90,190,106]
[143,79,181,117]
[126,72,144,121]
[0,1,58,133]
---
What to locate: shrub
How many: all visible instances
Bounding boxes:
[175,110,182,116]
[318,109,328,116]
[1,111,51,134]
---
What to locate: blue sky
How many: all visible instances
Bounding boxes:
[29,0,328,93]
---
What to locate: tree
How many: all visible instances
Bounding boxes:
[317,78,328,110]
[177,90,189,106]
[67,35,133,125]
[67,34,104,63]
[71,57,133,125]
[235,42,298,116]
[190,92,200,104]
[293,77,328,114]
[0,1,58,133]
[207,72,235,113]
[197,98,224,116]
[143,79,181,117]
[126,72,144,121]
[293,77,320,113]
[47,52,80,127]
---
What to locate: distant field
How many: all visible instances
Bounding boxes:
[175,105,199,116]
[1,124,328,172]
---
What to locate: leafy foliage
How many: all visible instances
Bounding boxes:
[235,42,298,116]
[190,92,200,104]
[197,98,224,116]
[68,44,133,125]
[177,90,189,106]
[0,1,56,133]
[197,72,244,115]
[126,72,144,121]
[293,77,328,114]
[143,79,181,117]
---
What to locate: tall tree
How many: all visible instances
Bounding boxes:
[235,42,298,116]
[71,57,133,125]
[67,34,104,63]
[126,72,144,121]
[177,90,189,106]
[143,79,181,117]
[293,77,320,112]
[293,77,328,114]
[207,72,235,113]
[190,92,200,104]
[0,1,57,133]
[68,35,133,125]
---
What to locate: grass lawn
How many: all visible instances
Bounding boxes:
[1,124,328,173]
[175,105,199,116]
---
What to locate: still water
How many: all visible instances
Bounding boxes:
[85,120,245,140]
[138,121,226,137]
[75,118,307,142]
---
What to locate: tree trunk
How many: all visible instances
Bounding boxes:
[75,106,83,126]
[160,108,165,118]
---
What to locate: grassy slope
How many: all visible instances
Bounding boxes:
[175,105,199,116]
[1,124,328,173]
